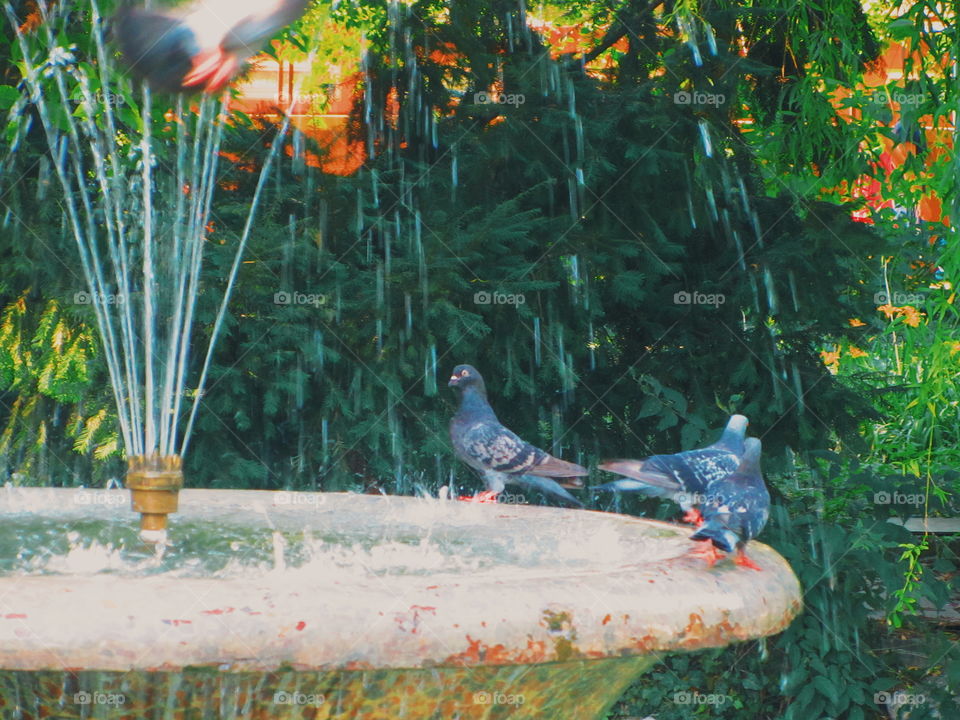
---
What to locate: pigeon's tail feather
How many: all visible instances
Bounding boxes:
[112,9,198,92]
[527,455,589,479]
[514,475,583,508]
[594,478,674,497]
[597,460,680,491]
[690,521,739,553]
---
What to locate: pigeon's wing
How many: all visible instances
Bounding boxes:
[511,475,583,508]
[456,420,587,478]
[695,469,770,545]
[734,480,771,542]
[596,459,681,493]
[525,453,589,479]
[219,0,311,54]
[674,448,741,493]
[456,420,547,475]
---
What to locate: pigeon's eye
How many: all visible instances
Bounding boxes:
[460,369,470,377]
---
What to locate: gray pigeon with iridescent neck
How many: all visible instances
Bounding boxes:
[689,437,770,570]
[596,414,748,524]
[448,364,586,508]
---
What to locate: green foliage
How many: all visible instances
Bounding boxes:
[0,294,115,481]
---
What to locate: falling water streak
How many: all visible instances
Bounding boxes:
[551,404,562,458]
[787,270,800,312]
[763,268,779,314]
[677,14,703,67]
[698,119,713,158]
[532,317,542,367]
[424,344,437,396]
[321,417,329,465]
[704,185,718,222]
[567,177,578,222]
[705,22,718,55]
[791,363,805,413]
[450,150,458,204]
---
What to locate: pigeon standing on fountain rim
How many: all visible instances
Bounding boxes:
[689,437,770,570]
[596,414,748,524]
[447,365,586,507]
[112,0,311,93]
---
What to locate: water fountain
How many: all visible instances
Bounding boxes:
[0,1,802,717]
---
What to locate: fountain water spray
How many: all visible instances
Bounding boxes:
[3,0,309,539]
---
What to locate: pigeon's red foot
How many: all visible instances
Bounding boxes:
[734,549,763,571]
[457,490,500,504]
[183,49,239,93]
[681,508,704,526]
[688,539,723,568]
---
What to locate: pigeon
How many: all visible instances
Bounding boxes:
[448,364,587,508]
[112,0,311,93]
[596,414,748,525]
[689,437,770,570]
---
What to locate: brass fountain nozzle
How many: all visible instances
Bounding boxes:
[125,454,184,539]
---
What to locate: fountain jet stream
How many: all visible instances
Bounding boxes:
[4,0,315,537]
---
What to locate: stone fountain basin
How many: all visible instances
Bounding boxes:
[0,488,801,718]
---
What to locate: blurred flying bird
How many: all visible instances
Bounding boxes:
[448,364,587,507]
[596,414,748,524]
[113,0,310,93]
[689,437,770,570]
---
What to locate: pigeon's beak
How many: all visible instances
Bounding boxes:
[447,375,459,387]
